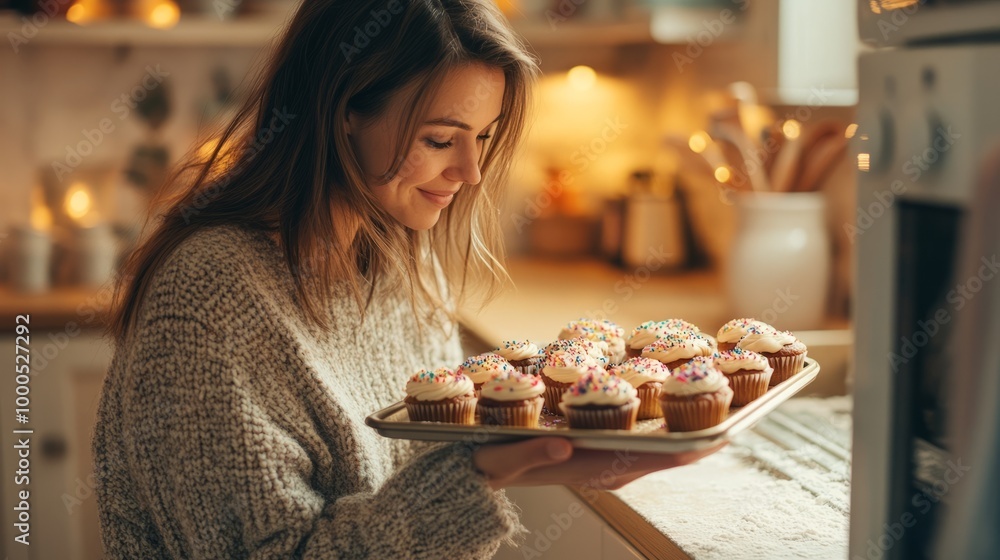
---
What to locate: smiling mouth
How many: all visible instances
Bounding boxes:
[417,188,458,208]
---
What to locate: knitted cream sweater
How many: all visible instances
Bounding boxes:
[93,225,522,559]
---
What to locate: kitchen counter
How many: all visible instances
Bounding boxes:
[459,257,852,560]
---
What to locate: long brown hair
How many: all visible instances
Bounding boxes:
[108,0,538,343]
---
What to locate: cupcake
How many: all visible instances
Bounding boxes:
[659,358,733,432]
[716,318,770,352]
[559,369,640,430]
[457,353,514,396]
[713,349,773,406]
[625,319,702,358]
[492,340,543,376]
[539,351,604,414]
[543,337,608,367]
[609,357,670,420]
[641,332,714,370]
[558,319,627,365]
[477,369,546,428]
[404,367,476,424]
[735,325,807,385]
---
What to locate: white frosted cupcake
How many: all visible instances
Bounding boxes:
[404,367,476,424]
[641,332,714,370]
[540,351,604,414]
[625,319,701,358]
[716,318,770,352]
[659,358,733,432]
[713,349,773,406]
[543,337,608,367]
[560,369,640,430]
[477,369,546,428]
[492,340,543,376]
[609,357,670,420]
[736,325,807,385]
[457,353,514,396]
[558,319,627,365]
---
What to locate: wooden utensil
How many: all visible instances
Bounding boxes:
[794,134,849,192]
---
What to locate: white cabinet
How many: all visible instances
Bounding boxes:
[493,486,643,560]
[0,330,111,560]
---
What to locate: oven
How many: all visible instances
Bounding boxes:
[852,1,1000,559]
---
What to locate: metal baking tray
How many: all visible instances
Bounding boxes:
[366,358,820,453]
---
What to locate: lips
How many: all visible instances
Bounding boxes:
[417,188,459,208]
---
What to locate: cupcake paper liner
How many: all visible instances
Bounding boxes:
[405,398,476,424]
[726,370,772,407]
[660,387,733,432]
[478,396,544,428]
[636,384,664,420]
[767,352,806,386]
[543,384,569,414]
[561,398,640,430]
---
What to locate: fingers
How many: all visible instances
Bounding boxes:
[474,437,573,489]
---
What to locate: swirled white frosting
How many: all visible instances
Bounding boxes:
[626,319,698,349]
[610,357,670,387]
[561,369,638,407]
[493,340,541,362]
[713,349,771,374]
[662,359,730,396]
[405,368,474,401]
[542,352,603,384]
[558,319,625,360]
[716,318,768,344]
[736,328,797,353]
[479,370,545,402]
[642,333,713,363]
[457,353,513,384]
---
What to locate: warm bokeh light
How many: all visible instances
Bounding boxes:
[688,131,709,154]
[845,123,858,139]
[146,0,181,29]
[857,153,871,172]
[714,166,731,183]
[868,0,882,14]
[66,0,100,25]
[782,119,801,140]
[65,182,94,222]
[567,66,597,91]
[29,188,52,231]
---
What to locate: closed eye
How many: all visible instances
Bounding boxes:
[423,133,493,150]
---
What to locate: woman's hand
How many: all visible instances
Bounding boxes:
[473,437,727,491]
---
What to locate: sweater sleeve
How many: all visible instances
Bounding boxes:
[122,314,522,559]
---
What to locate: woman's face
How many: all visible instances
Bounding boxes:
[349,64,505,230]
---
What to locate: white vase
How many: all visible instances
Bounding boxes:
[725,192,831,331]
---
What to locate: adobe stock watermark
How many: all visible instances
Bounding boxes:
[869,0,923,42]
[511,116,628,234]
[758,287,799,326]
[7,0,74,53]
[581,245,674,322]
[672,0,748,72]
[180,106,297,223]
[51,65,171,182]
[846,125,962,244]
[853,457,970,560]
[544,0,587,29]
[888,254,998,372]
[340,0,404,62]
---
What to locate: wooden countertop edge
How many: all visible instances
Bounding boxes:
[568,487,692,560]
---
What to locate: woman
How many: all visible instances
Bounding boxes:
[94,1,722,558]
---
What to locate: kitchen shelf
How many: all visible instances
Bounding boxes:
[512,18,655,47]
[0,14,286,48]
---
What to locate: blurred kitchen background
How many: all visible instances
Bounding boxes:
[0,1,861,559]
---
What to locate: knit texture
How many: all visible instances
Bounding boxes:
[93,225,523,559]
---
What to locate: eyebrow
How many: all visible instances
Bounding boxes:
[424,114,502,131]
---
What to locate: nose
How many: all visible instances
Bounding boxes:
[443,140,483,186]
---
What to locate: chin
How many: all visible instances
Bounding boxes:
[402,211,443,231]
